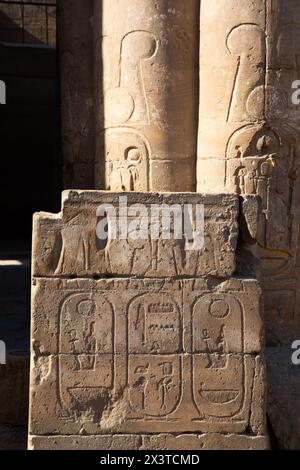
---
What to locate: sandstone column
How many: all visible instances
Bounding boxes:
[94,0,199,192]
[58,0,95,189]
[197,0,300,344]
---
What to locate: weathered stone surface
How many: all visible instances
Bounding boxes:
[143,434,270,451]
[29,277,265,437]
[29,433,270,451]
[32,191,239,278]
[250,356,267,436]
[94,0,199,192]
[197,0,300,346]
[266,347,300,450]
[29,434,141,451]
[185,278,264,355]
[31,277,263,356]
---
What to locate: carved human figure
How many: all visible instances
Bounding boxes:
[58,293,114,421]
[227,124,300,257]
[197,0,300,342]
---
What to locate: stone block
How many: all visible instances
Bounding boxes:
[32,191,239,278]
[29,435,141,451]
[29,277,266,437]
[29,433,270,451]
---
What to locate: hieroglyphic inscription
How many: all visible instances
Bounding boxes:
[58,293,114,421]
[29,278,264,435]
[97,0,198,192]
[128,294,182,419]
[226,24,265,122]
[192,294,245,419]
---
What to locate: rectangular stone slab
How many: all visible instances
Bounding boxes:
[32,191,239,278]
[29,277,266,436]
[28,434,270,450]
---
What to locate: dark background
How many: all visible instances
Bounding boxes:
[0,0,61,247]
[0,1,60,449]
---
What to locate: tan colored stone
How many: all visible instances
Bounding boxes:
[198,0,266,187]
[31,277,263,356]
[0,356,29,427]
[28,434,270,451]
[142,434,270,451]
[29,277,265,437]
[32,191,239,278]
[266,347,300,450]
[250,356,267,435]
[29,435,142,451]
[94,0,199,191]
[197,0,300,345]
[184,278,264,355]
[27,1,271,452]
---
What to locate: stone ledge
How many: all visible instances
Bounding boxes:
[28,433,270,450]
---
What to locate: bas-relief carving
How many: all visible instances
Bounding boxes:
[196,3,300,344]
[127,294,182,420]
[222,20,300,278]
[225,23,300,124]
[192,295,245,419]
[33,193,238,279]
[128,294,181,355]
[30,280,262,432]
[102,30,157,190]
[100,26,158,191]
[50,222,236,279]
[226,123,300,275]
[58,293,114,422]
[101,27,157,191]
[104,128,150,192]
[97,1,198,192]
[103,31,158,126]
[198,4,300,344]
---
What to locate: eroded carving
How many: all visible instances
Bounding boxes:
[226,24,265,122]
[104,128,150,191]
[58,293,114,422]
[192,293,245,418]
[226,123,300,274]
[128,356,182,418]
[97,0,199,191]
